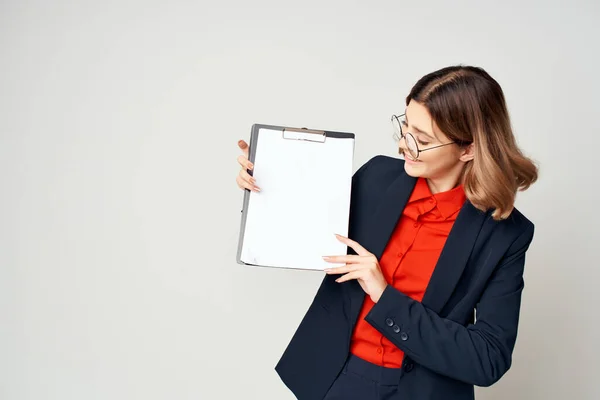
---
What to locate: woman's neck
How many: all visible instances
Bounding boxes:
[426,166,465,194]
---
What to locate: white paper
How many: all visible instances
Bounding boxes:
[240,128,354,270]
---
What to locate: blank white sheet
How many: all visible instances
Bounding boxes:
[240,128,354,270]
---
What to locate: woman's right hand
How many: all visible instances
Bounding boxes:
[236,140,260,192]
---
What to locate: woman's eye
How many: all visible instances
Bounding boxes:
[418,140,430,146]
[401,120,408,127]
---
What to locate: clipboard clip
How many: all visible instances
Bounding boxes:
[282,127,326,143]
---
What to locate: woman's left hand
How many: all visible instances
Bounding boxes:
[323,234,388,303]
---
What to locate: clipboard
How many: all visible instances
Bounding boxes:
[236,123,355,271]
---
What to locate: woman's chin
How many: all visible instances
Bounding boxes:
[404,159,423,177]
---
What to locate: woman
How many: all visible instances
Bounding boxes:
[235,65,538,400]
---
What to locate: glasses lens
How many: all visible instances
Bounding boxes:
[405,133,419,159]
[391,116,401,141]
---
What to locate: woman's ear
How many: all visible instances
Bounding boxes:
[459,143,475,162]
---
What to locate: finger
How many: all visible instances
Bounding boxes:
[239,168,258,187]
[236,175,249,190]
[236,174,261,192]
[335,270,364,283]
[335,234,371,257]
[237,154,254,171]
[237,140,249,158]
[322,255,364,264]
[324,263,365,275]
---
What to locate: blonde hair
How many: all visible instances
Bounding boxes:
[407,65,538,220]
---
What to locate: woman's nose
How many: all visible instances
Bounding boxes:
[398,135,408,150]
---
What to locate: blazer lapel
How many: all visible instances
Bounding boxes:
[420,202,488,314]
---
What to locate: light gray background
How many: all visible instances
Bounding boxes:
[1,1,598,399]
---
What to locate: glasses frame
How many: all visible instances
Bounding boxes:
[391,114,457,160]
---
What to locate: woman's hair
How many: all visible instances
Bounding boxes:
[407,65,538,220]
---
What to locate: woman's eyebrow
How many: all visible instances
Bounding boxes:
[404,112,435,139]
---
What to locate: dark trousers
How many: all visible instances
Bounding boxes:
[323,354,402,400]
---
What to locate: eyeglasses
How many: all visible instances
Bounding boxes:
[391,114,456,160]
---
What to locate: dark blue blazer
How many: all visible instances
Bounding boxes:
[274,155,535,400]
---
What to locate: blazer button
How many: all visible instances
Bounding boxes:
[400,332,409,341]
[386,318,394,327]
[392,325,400,333]
[404,362,414,373]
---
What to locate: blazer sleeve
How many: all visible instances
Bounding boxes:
[364,222,535,387]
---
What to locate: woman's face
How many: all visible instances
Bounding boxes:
[399,100,471,182]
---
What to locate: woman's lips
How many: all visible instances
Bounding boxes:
[404,154,420,163]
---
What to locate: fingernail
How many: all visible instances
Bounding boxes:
[254,187,261,192]
[249,163,254,169]
[322,256,331,260]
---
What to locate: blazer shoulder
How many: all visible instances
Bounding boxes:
[483,205,535,249]
[367,154,405,170]
[355,154,405,180]
[502,206,534,234]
